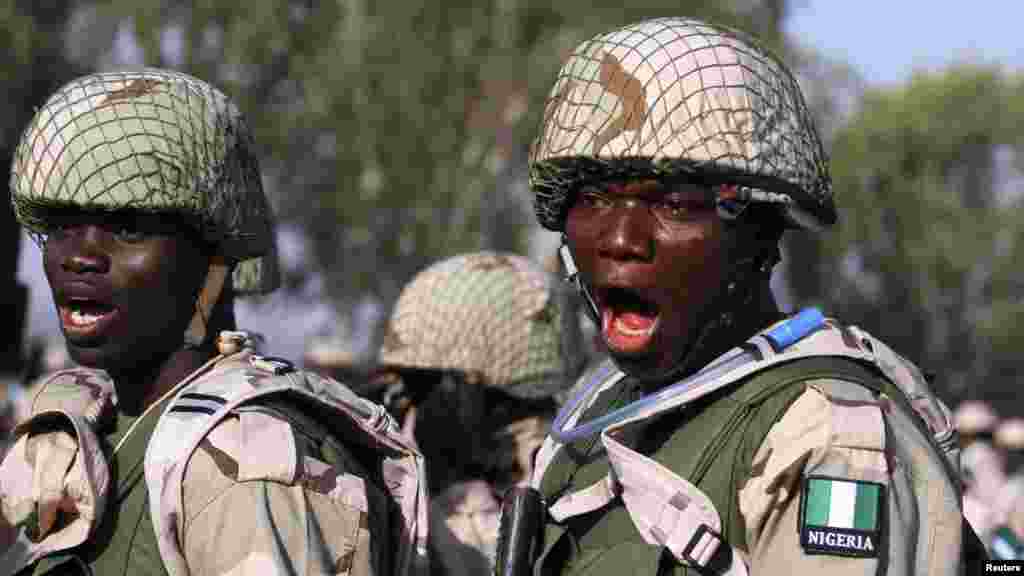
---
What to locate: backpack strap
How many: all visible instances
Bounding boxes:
[145,353,429,576]
[531,359,622,494]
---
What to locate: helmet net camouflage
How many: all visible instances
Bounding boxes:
[378,252,578,399]
[10,68,278,293]
[530,17,834,232]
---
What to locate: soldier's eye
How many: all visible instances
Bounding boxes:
[578,185,611,208]
[43,215,81,241]
[653,200,689,220]
[116,226,144,242]
[111,217,146,243]
[653,192,712,221]
[45,223,70,241]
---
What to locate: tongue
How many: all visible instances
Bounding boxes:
[615,311,656,331]
[602,307,658,354]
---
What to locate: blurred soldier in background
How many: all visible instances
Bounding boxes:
[0,69,426,575]
[374,251,584,576]
[304,334,373,393]
[956,400,1006,544]
[991,478,1024,560]
[995,417,1024,472]
[989,418,1024,558]
[12,338,78,427]
[508,16,971,576]
[0,339,71,457]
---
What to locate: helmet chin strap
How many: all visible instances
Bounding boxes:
[558,237,600,326]
[184,255,230,349]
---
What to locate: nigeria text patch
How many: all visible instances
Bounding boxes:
[799,476,884,558]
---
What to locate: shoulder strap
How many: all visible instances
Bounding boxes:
[531,359,623,490]
[693,354,961,488]
[145,355,429,576]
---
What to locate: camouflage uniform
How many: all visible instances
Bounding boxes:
[523,18,968,575]
[377,252,582,576]
[0,69,427,576]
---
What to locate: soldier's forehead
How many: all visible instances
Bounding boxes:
[40,206,200,234]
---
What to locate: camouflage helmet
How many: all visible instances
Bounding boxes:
[955,401,999,436]
[378,252,580,399]
[530,17,834,232]
[10,68,278,293]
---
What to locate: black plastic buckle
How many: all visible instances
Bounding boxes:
[681,523,723,569]
[251,355,295,375]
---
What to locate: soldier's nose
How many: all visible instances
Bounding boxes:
[61,225,111,274]
[598,201,653,262]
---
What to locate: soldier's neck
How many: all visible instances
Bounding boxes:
[691,283,782,371]
[113,302,236,416]
[110,340,218,417]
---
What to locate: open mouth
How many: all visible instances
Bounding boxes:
[598,287,660,354]
[60,299,118,339]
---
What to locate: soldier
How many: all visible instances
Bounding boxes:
[505,17,971,576]
[991,478,1024,560]
[957,401,1006,545]
[374,252,583,576]
[989,418,1024,558]
[956,400,1000,447]
[994,417,1024,466]
[0,69,427,575]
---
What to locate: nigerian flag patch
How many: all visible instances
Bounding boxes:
[799,476,884,558]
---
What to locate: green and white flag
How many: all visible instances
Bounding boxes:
[800,476,884,558]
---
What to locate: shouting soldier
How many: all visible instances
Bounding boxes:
[0,69,426,576]
[500,17,974,576]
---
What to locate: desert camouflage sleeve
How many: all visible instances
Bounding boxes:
[178,412,393,576]
[737,379,962,576]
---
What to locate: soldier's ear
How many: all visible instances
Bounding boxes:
[184,256,231,348]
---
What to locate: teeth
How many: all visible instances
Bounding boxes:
[69,309,103,326]
[613,316,658,337]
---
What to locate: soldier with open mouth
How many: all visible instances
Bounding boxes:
[497,16,980,576]
[0,69,427,576]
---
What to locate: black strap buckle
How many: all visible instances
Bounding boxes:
[681,523,726,570]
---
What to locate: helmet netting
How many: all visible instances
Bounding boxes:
[10,68,277,293]
[378,252,579,399]
[530,18,833,231]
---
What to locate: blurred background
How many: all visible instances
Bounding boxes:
[3,0,1023,416]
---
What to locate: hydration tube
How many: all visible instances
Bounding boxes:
[551,308,826,444]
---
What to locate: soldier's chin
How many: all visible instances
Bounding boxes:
[606,346,662,376]
[63,341,110,370]
[63,336,137,373]
[607,345,689,386]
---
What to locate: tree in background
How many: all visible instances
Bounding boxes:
[813,67,1024,407]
